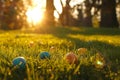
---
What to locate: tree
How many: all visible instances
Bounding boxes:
[56,0,119,27]
[45,0,55,26]
[73,3,84,26]
[56,0,79,26]
[75,0,119,28]
[76,4,84,26]
[82,0,93,27]
[58,0,70,26]
[100,0,119,28]
[75,0,100,27]
[0,0,26,30]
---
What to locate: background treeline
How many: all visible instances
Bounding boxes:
[0,0,27,30]
[0,0,120,30]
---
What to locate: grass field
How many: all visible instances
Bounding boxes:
[0,26,120,80]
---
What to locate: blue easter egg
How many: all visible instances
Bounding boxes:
[12,57,26,69]
[40,52,50,59]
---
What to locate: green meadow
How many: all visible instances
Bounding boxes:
[0,26,120,80]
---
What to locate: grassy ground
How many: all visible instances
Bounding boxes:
[0,26,120,80]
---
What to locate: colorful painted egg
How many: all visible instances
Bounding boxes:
[65,52,78,64]
[40,51,50,59]
[12,57,26,69]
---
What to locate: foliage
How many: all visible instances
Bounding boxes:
[0,0,26,30]
[65,0,119,27]
[0,27,120,79]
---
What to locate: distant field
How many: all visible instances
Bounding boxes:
[0,26,120,80]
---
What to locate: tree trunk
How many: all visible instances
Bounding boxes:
[59,0,71,26]
[82,1,92,27]
[100,0,119,28]
[45,0,55,26]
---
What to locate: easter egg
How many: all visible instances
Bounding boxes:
[77,48,88,55]
[40,51,50,59]
[65,52,78,64]
[12,57,26,69]
[29,41,34,47]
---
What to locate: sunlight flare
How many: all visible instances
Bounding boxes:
[26,8,43,25]
[25,0,84,25]
[26,0,45,25]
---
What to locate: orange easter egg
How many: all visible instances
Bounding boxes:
[65,52,78,64]
[77,48,87,55]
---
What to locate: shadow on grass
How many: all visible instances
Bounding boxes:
[36,26,120,36]
[15,26,120,63]
[35,26,120,62]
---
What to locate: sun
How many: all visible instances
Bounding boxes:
[25,0,84,25]
[25,0,46,25]
[26,8,43,25]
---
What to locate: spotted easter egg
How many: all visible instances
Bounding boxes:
[40,51,50,59]
[12,57,26,69]
[65,52,78,64]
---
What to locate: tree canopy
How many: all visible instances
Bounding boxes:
[0,0,120,30]
[0,0,26,30]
